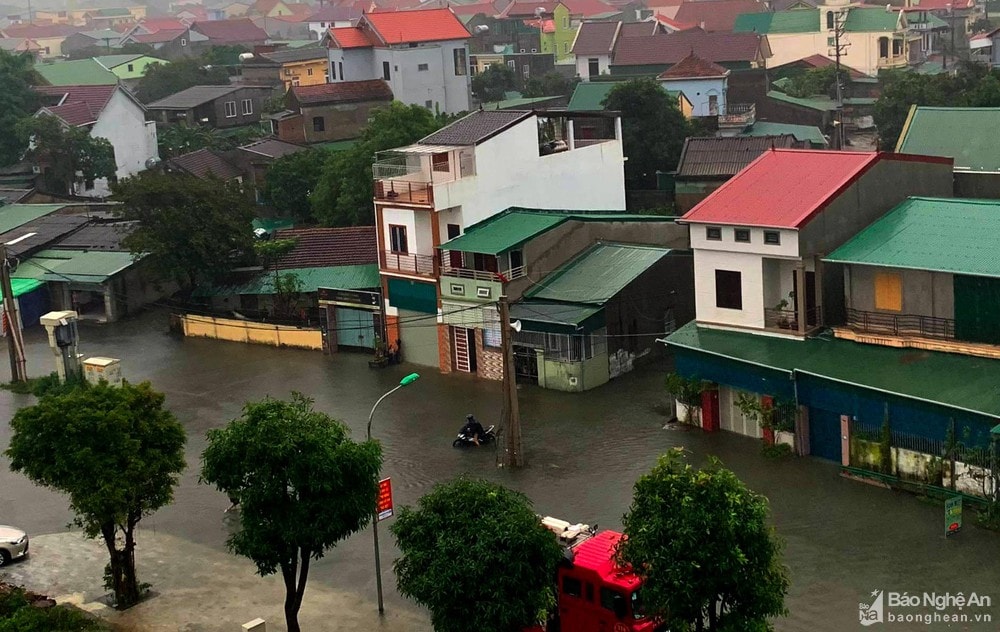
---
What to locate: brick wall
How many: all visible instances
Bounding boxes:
[475,329,503,381]
[437,323,452,374]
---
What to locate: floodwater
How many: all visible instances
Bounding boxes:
[2,309,999,631]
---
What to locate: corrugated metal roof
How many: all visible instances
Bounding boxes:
[568,81,685,111]
[147,85,243,109]
[676,135,797,178]
[734,10,819,34]
[439,212,568,255]
[194,264,379,296]
[742,121,828,147]
[674,0,766,32]
[0,204,68,235]
[13,249,142,284]
[667,321,1000,419]
[510,301,602,327]
[420,110,532,146]
[525,242,671,305]
[895,106,1000,172]
[35,59,119,86]
[844,7,901,32]
[824,197,1000,277]
[0,279,43,302]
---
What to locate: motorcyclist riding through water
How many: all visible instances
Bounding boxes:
[461,414,486,446]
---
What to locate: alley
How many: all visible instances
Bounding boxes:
[1,310,999,631]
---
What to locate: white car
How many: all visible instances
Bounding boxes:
[0,525,28,566]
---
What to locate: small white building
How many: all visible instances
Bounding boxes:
[323,8,472,115]
[34,84,158,198]
[306,5,359,40]
[656,52,729,117]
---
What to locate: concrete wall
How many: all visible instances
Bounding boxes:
[955,171,1000,199]
[575,53,611,80]
[537,351,609,392]
[845,265,954,319]
[299,100,389,143]
[181,314,323,349]
[84,88,158,198]
[658,76,725,117]
[763,28,906,77]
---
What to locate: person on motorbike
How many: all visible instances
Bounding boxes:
[461,414,486,446]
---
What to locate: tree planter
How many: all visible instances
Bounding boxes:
[675,401,702,426]
[775,430,795,449]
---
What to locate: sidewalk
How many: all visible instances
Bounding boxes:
[0,531,431,632]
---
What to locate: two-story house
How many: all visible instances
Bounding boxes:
[323,8,472,114]
[306,5,361,39]
[497,1,575,60]
[272,80,394,144]
[146,85,276,129]
[242,46,330,89]
[373,108,626,367]
[664,149,969,461]
[656,53,729,117]
[734,1,910,76]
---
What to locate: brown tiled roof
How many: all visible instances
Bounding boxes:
[674,0,766,32]
[169,148,243,181]
[675,135,797,178]
[291,80,393,105]
[34,85,118,127]
[273,226,377,268]
[619,21,660,37]
[657,53,730,79]
[420,110,532,146]
[572,21,620,55]
[612,30,765,66]
[191,18,268,43]
[239,137,307,159]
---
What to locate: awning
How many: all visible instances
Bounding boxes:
[511,301,604,334]
[13,249,141,284]
[0,278,43,304]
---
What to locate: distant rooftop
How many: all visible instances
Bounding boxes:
[895,106,1000,172]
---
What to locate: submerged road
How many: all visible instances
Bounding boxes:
[2,310,999,631]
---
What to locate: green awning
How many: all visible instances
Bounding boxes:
[0,204,67,235]
[439,212,569,255]
[13,250,141,284]
[525,243,671,305]
[0,278,43,303]
[511,301,604,334]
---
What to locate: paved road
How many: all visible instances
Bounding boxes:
[2,310,999,631]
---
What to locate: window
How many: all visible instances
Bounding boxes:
[382,61,391,80]
[418,63,429,71]
[588,57,599,77]
[706,226,722,241]
[454,47,467,75]
[307,67,313,76]
[339,61,344,79]
[180,38,187,46]
[507,60,516,69]
[563,576,583,598]
[600,587,625,614]
[585,582,595,603]
[879,36,889,58]
[449,283,465,296]
[563,16,569,28]
[563,42,569,53]
[734,228,750,243]
[127,63,134,72]
[509,249,524,275]
[389,225,408,253]
[874,272,902,311]
[284,68,293,76]
[484,307,501,348]
[330,62,336,80]
[708,94,719,115]
[826,11,834,29]
[312,116,325,132]
[764,231,781,245]
[715,270,743,310]
[425,100,433,108]
[241,99,253,115]
[522,64,529,78]
[224,100,237,118]
[432,152,449,172]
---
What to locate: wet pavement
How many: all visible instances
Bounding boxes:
[2,309,1000,631]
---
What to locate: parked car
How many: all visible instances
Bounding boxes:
[0,525,28,566]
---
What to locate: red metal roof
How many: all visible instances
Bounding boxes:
[674,0,766,32]
[571,531,641,591]
[132,29,186,43]
[363,8,470,44]
[681,150,953,229]
[1,23,80,38]
[652,13,698,31]
[291,79,392,104]
[137,17,189,32]
[273,226,378,268]
[329,25,374,47]
[191,18,268,43]
[657,52,729,79]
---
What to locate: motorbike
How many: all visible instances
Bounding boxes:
[452,424,496,448]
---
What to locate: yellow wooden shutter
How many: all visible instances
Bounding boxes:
[874,272,902,312]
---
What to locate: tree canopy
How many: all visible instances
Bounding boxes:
[603,79,690,190]
[157,122,266,159]
[112,171,256,288]
[263,148,328,222]
[391,478,564,632]
[6,381,186,609]
[0,50,41,167]
[134,58,231,104]
[17,115,117,195]
[201,45,249,67]
[201,394,381,632]
[311,102,443,226]
[471,63,518,103]
[616,449,789,631]
[522,71,577,99]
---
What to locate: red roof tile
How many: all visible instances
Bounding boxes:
[613,30,764,66]
[137,17,189,32]
[561,0,618,17]
[191,18,268,43]
[309,4,364,21]
[34,85,117,126]
[674,0,766,32]
[363,8,470,44]
[43,102,98,126]
[291,79,393,105]
[132,29,186,43]
[572,20,620,55]
[681,150,931,229]
[652,13,698,31]
[273,226,378,268]
[619,21,661,37]
[1,23,80,38]
[657,52,729,79]
[169,148,243,181]
[329,25,374,47]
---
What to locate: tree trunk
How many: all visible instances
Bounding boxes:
[280,548,312,632]
[101,522,141,608]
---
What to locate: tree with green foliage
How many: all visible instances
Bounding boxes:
[391,478,564,632]
[201,44,249,68]
[0,585,111,631]
[603,79,690,190]
[311,102,443,226]
[17,115,117,196]
[254,237,301,317]
[263,148,328,221]
[522,71,577,99]
[157,122,267,159]
[0,50,39,167]
[664,372,709,425]
[617,449,789,631]
[471,63,518,102]
[201,394,381,632]
[6,382,186,609]
[134,57,231,104]
[781,65,850,99]
[112,171,256,289]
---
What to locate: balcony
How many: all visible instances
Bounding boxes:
[844,308,955,340]
[372,146,473,207]
[373,179,433,205]
[381,250,438,277]
[764,306,823,333]
[718,103,756,128]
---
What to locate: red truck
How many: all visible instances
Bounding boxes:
[527,517,662,632]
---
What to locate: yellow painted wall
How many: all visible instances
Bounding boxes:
[282,59,328,87]
[181,314,323,350]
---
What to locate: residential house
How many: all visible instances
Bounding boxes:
[165,148,244,182]
[95,54,170,82]
[739,121,828,148]
[0,37,44,57]
[242,45,329,88]
[121,27,207,58]
[761,89,876,146]
[190,18,269,48]
[673,0,765,32]
[904,7,949,61]
[146,85,276,129]
[567,80,693,118]
[373,108,626,367]
[733,4,910,76]
[221,2,252,18]
[34,84,159,198]
[82,7,137,30]
[232,136,307,202]
[497,1,575,60]
[61,29,124,55]
[306,5,361,39]
[571,20,620,79]
[905,0,977,52]
[250,12,313,40]
[272,80,393,144]
[247,0,310,19]
[34,58,119,86]
[656,53,730,118]
[436,209,692,389]
[894,106,1000,198]
[672,135,798,212]
[609,29,770,77]
[468,51,556,83]
[324,9,472,114]
[0,23,81,57]
[771,54,880,99]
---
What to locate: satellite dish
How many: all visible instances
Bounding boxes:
[144,157,161,169]
[510,320,522,333]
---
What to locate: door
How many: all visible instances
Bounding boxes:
[513,345,538,384]
[446,224,463,268]
[791,270,819,327]
[954,274,1000,344]
[335,308,375,349]
[808,407,843,461]
[587,57,599,77]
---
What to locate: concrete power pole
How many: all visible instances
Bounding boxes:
[830,8,849,150]
[0,245,27,383]
[498,295,523,468]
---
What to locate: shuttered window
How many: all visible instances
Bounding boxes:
[874,272,902,312]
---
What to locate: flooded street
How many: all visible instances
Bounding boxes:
[2,309,999,631]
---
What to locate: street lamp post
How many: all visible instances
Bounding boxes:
[367,372,420,615]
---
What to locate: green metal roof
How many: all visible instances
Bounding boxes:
[194,264,379,297]
[895,106,1000,171]
[0,279,43,303]
[525,242,671,305]
[767,90,875,111]
[35,59,118,86]
[0,204,67,234]
[439,212,569,255]
[734,10,820,34]
[93,54,142,68]
[743,121,828,147]
[511,301,603,327]
[825,197,1000,277]
[667,321,1000,418]
[13,249,141,284]
[844,7,901,32]
[568,81,686,111]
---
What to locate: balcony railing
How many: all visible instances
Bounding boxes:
[845,308,955,340]
[764,306,822,332]
[381,250,437,276]
[441,265,525,282]
[373,180,434,205]
[718,103,756,127]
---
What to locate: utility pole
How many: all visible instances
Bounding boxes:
[0,245,27,383]
[830,8,849,150]
[498,295,523,468]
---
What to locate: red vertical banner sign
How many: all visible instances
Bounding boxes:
[377,478,393,521]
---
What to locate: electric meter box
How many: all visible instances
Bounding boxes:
[83,357,122,386]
